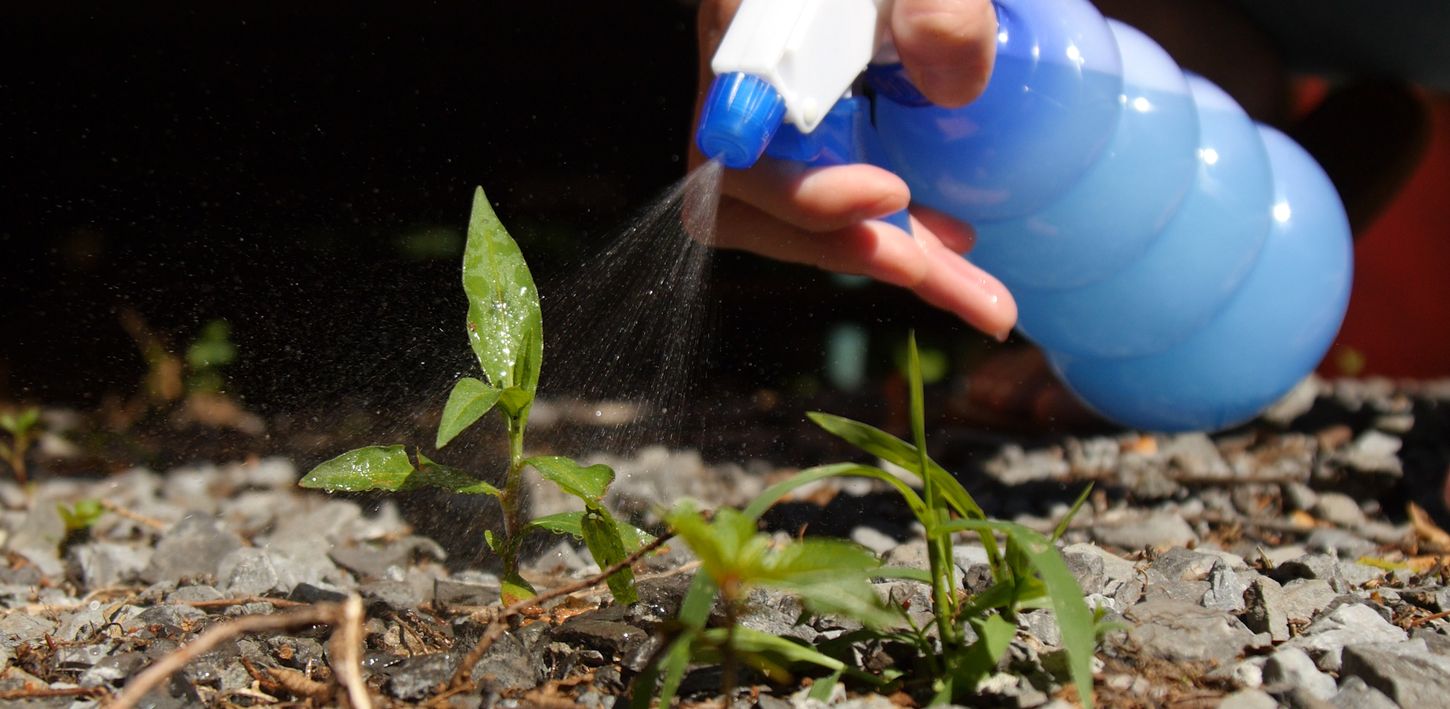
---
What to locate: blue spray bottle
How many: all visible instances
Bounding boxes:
[695,0,1353,432]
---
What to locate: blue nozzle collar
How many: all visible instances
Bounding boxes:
[696,72,786,169]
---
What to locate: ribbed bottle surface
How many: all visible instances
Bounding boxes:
[871,0,1352,431]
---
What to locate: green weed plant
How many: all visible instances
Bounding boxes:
[299,188,649,605]
[639,333,1100,707]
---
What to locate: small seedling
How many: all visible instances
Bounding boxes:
[645,333,1100,707]
[185,319,237,394]
[300,188,649,604]
[0,406,41,483]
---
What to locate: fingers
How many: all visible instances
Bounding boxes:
[910,204,976,253]
[721,161,910,233]
[714,198,1017,338]
[892,0,997,107]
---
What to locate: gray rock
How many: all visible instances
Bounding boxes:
[1330,676,1398,709]
[1203,560,1248,612]
[1217,689,1278,709]
[733,587,814,643]
[55,606,107,643]
[1313,493,1367,529]
[218,547,283,596]
[435,577,500,607]
[1282,482,1319,512]
[1289,603,1407,671]
[1150,547,1218,582]
[1067,437,1119,476]
[1062,549,1107,596]
[1263,647,1336,700]
[1414,627,1450,656]
[124,603,208,634]
[79,651,148,688]
[1340,431,1403,476]
[69,542,151,588]
[1062,543,1139,584]
[1340,639,1450,707]
[1243,576,1290,642]
[1263,377,1322,425]
[1162,433,1232,479]
[384,652,458,701]
[1304,528,1376,558]
[1144,579,1212,605]
[142,513,243,583]
[1020,608,1061,647]
[168,585,225,603]
[359,579,429,611]
[1126,600,1257,663]
[850,526,898,555]
[1281,579,1337,624]
[469,632,537,693]
[985,444,1069,485]
[552,617,650,660]
[0,612,57,648]
[5,498,66,577]
[328,535,446,580]
[1093,511,1196,550]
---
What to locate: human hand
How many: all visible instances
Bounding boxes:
[689,0,1016,340]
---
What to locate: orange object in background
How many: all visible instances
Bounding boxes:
[1323,94,1450,379]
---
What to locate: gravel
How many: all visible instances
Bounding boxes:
[3,380,1450,706]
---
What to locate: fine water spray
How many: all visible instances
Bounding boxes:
[695,0,1353,432]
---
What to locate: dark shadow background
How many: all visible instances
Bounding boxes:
[0,1,969,417]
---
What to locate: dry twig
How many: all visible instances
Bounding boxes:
[329,594,373,709]
[441,533,675,695]
[99,499,171,530]
[0,686,109,701]
[109,596,370,709]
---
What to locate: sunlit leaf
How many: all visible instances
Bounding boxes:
[697,626,845,673]
[953,612,1016,691]
[758,538,880,584]
[57,499,105,533]
[652,573,717,707]
[299,445,415,492]
[462,187,543,393]
[436,377,500,449]
[524,511,654,549]
[582,509,638,605]
[1053,483,1095,543]
[498,385,534,421]
[525,456,614,506]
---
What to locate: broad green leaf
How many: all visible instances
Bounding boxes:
[300,445,415,492]
[414,452,501,496]
[462,187,543,393]
[953,613,1016,692]
[758,538,881,585]
[497,386,534,421]
[934,518,1097,709]
[742,463,927,522]
[526,456,614,506]
[435,377,500,449]
[782,575,906,630]
[666,504,760,588]
[507,323,541,415]
[809,670,843,702]
[582,509,638,605]
[501,572,536,605]
[524,511,655,549]
[57,499,105,533]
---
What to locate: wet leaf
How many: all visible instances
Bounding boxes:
[299,445,415,492]
[524,511,654,548]
[435,377,500,449]
[414,452,501,496]
[582,509,638,605]
[462,187,542,394]
[525,456,614,506]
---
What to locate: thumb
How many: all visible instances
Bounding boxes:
[892,0,997,107]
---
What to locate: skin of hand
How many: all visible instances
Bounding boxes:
[689,0,1017,340]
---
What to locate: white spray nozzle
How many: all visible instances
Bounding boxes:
[711,0,892,133]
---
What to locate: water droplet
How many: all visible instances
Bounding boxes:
[594,410,603,417]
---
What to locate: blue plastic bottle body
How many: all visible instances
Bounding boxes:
[968,21,1199,291]
[1013,74,1273,358]
[1049,126,1352,431]
[873,0,1124,221]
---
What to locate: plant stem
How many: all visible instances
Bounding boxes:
[499,418,527,574]
[907,332,959,649]
[721,592,739,704]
